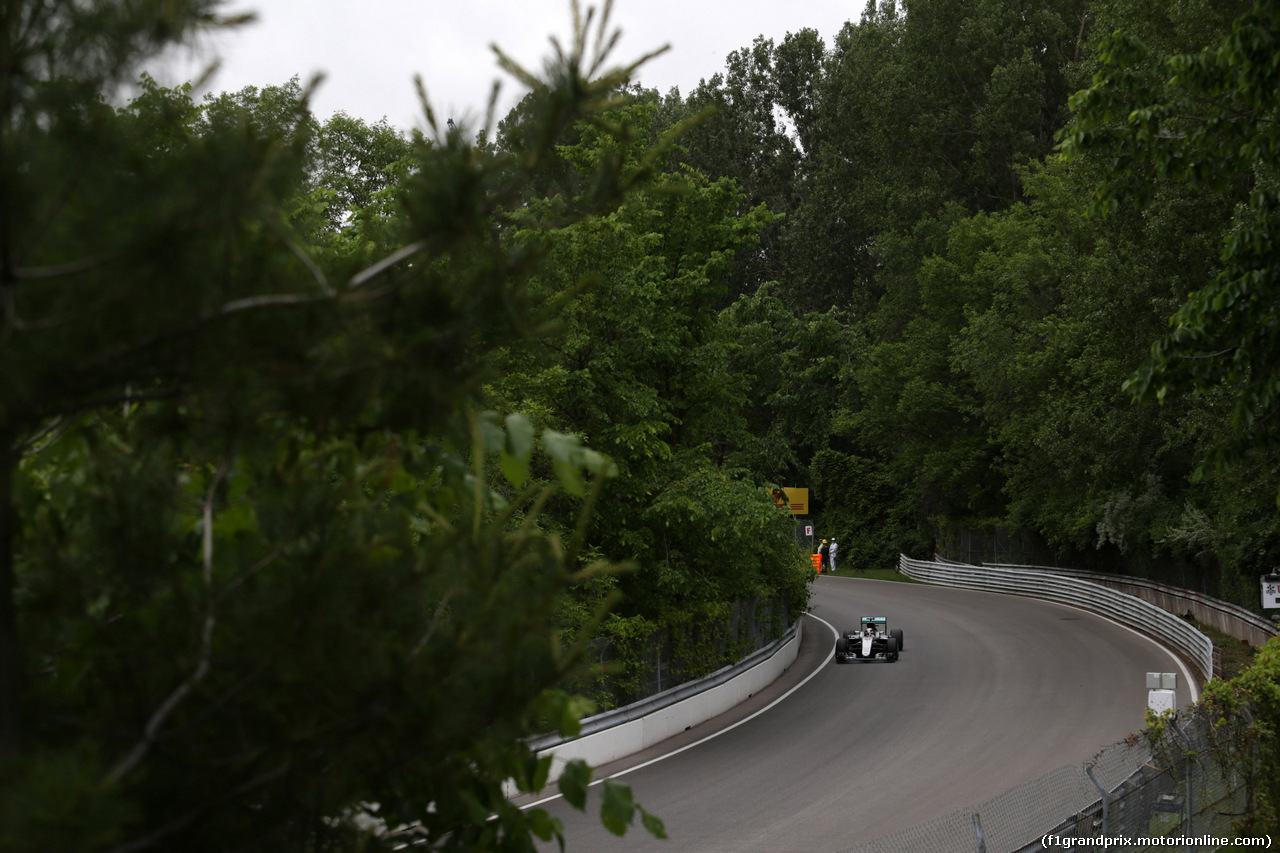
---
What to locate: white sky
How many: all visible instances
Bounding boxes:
[150,1,865,134]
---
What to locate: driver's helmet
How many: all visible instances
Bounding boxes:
[864,626,874,636]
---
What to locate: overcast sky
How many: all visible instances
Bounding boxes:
[150,1,865,133]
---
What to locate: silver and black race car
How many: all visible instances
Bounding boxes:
[834,616,904,663]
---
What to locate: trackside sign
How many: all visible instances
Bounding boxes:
[781,487,809,515]
[770,487,809,515]
[1263,574,1280,609]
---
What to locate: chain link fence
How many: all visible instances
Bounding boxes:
[837,704,1257,853]
[572,595,793,708]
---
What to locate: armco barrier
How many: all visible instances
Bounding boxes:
[523,617,803,786]
[898,556,1214,682]
[986,562,1279,651]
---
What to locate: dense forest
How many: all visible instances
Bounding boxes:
[3,0,1279,849]
[480,0,1279,606]
[643,0,1279,606]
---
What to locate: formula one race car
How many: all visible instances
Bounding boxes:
[834,616,904,663]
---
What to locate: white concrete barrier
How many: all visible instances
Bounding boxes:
[530,618,803,785]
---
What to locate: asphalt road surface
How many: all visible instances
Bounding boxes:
[525,575,1197,852]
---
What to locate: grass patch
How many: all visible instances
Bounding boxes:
[1190,619,1260,681]
[822,566,921,583]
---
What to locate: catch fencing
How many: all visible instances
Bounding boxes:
[838,704,1255,853]
[572,595,794,709]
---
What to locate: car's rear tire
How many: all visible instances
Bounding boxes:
[891,628,904,651]
[886,636,899,662]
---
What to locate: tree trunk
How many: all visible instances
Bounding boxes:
[0,439,20,757]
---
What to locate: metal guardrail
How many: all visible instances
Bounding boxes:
[986,563,1279,651]
[898,556,1214,682]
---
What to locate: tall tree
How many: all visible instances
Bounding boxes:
[1062,0,1280,493]
[488,98,809,623]
[1,1,667,849]
[676,37,805,300]
[312,111,412,235]
[788,0,1090,315]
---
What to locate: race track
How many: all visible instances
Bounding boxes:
[528,575,1197,852]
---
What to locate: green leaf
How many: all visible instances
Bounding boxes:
[541,429,579,463]
[600,778,635,836]
[478,411,505,454]
[386,465,417,494]
[458,789,490,826]
[527,808,562,843]
[641,807,668,839]
[558,759,592,811]
[505,412,535,460]
[553,458,586,497]
[531,755,552,793]
[500,449,530,489]
[544,430,587,496]
[215,502,258,537]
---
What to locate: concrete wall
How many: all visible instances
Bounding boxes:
[531,618,803,785]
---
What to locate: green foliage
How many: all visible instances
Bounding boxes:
[487,94,810,631]
[780,0,1088,313]
[198,74,319,153]
[763,0,1280,594]
[551,764,665,840]
[315,111,413,234]
[719,284,854,486]
[590,592,799,709]
[8,409,624,852]
[0,1,673,850]
[810,448,927,566]
[601,777,666,838]
[1062,0,1280,497]
[591,613,661,706]
[1154,636,1280,836]
[674,35,808,297]
[15,0,1280,843]
[1216,637,1280,835]
[640,469,809,615]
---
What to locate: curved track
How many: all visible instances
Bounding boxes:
[531,575,1196,852]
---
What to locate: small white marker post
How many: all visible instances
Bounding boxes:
[1146,672,1177,714]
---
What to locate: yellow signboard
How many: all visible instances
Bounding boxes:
[785,488,809,515]
[770,487,809,515]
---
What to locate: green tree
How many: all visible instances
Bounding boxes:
[1156,635,1280,836]
[314,112,412,233]
[787,0,1089,314]
[488,96,809,627]
[1,1,666,849]
[198,74,319,150]
[1061,0,1280,494]
[935,161,1214,566]
[675,36,808,300]
[718,283,853,487]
